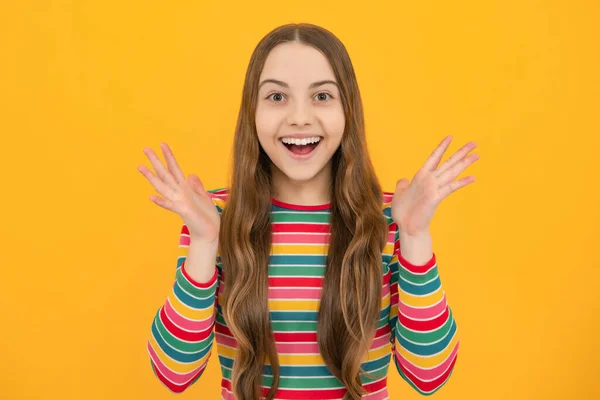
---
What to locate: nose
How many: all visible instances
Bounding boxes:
[286,100,313,126]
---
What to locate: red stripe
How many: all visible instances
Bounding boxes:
[259,377,387,399]
[268,276,323,287]
[181,260,218,288]
[223,376,388,399]
[272,198,331,211]
[159,306,212,342]
[397,247,437,274]
[398,307,449,331]
[272,223,331,233]
[215,322,233,337]
[397,352,458,393]
[272,325,390,343]
[151,358,203,393]
[383,268,391,285]
[181,225,190,235]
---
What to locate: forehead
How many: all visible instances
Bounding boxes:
[259,42,336,85]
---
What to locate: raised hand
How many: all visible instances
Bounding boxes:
[137,142,220,245]
[391,135,479,237]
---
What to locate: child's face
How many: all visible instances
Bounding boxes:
[255,41,345,184]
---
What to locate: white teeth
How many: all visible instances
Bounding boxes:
[281,136,322,145]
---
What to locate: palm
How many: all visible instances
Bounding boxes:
[137,142,220,243]
[391,136,479,236]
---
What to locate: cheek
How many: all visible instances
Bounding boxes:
[255,105,281,137]
[322,107,345,138]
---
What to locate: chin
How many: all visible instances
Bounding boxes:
[279,166,322,183]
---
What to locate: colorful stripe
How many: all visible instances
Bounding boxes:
[147,188,459,398]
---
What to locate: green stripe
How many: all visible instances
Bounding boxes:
[176,266,218,297]
[268,265,326,276]
[271,212,331,223]
[394,308,454,344]
[155,317,213,353]
[395,262,439,284]
[261,374,342,389]
[271,321,317,332]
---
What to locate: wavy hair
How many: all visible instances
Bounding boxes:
[218,23,389,400]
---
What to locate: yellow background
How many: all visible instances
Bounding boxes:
[1,1,598,399]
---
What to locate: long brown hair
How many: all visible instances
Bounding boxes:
[218,23,389,400]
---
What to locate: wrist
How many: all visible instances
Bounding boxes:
[398,229,433,266]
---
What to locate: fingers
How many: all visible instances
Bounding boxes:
[439,175,476,199]
[422,136,453,172]
[142,147,179,192]
[160,143,186,185]
[436,141,477,177]
[437,153,479,188]
[137,164,177,201]
[149,194,175,212]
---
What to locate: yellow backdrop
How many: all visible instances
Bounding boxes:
[1,1,598,399]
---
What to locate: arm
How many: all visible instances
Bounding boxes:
[388,225,459,395]
[146,224,220,393]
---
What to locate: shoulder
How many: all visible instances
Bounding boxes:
[206,187,230,215]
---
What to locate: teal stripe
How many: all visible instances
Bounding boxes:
[269,265,326,276]
[154,314,212,353]
[173,279,216,309]
[396,319,457,356]
[175,266,218,296]
[394,308,455,344]
[394,261,439,284]
[151,311,214,363]
[272,321,317,331]
[399,275,441,295]
[271,212,330,223]
[269,255,327,265]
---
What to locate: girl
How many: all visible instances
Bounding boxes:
[139,23,477,400]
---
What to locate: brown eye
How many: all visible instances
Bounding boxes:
[267,93,285,102]
[315,93,332,101]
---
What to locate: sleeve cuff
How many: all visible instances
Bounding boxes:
[181,259,219,288]
[397,247,437,273]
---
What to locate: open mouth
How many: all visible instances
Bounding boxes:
[280,136,323,157]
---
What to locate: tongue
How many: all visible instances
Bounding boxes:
[289,143,318,155]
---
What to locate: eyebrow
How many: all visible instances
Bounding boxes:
[258,79,339,90]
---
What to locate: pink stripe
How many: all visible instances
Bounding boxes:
[215,332,237,349]
[147,341,207,385]
[381,283,390,298]
[370,335,391,350]
[395,341,460,381]
[398,296,447,320]
[221,387,235,400]
[382,191,394,201]
[272,232,330,244]
[163,299,215,332]
[179,234,190,246]
[387,231,395,242]
[276,342,319,354]
[272,333,394,355]
[269,287,322,299]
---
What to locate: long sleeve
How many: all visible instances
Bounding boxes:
[388,225,459,395]
[146,223,220,393]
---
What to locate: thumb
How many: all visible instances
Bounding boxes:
[188,174,205,194]
[395,178,410,194]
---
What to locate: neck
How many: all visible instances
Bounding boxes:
[271,160,332,206]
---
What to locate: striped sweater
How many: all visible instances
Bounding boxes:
[147,187,459,399]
